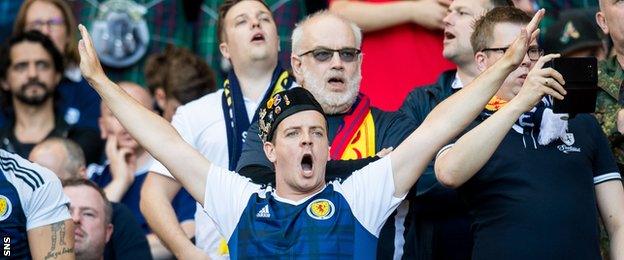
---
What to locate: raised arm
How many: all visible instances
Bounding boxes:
[329,0,448,32]
[77,25,209,205]
[28,219,75,260]
[389,10,546,197]
[435,53,565,188]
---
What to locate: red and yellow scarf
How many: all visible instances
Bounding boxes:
[330,94,376,160]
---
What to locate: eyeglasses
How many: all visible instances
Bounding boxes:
[480,46,544,61]
[298,48,361,62]
[26,18,65,30]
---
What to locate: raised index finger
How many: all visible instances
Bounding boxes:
[526,9,544,35]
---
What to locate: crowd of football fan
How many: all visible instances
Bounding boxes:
[0,0,622,259]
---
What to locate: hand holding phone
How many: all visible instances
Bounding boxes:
[544,57,598,114]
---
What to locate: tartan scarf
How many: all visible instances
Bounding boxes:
[222,66,295,170]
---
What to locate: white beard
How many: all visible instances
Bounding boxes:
[302,68,361,115]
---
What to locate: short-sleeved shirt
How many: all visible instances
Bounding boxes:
[236,97,415,259]
[0,149,70,259]
[440,114,621,259]
[90,163,195,234]
[203,156,403,258]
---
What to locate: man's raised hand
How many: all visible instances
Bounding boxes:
[78,24,106,84]
[504,9,545,67]
[512,53,567,112]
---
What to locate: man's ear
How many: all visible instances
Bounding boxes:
[105,224,113,242]
[78,166,87,179]
[154,88,167,111]
[263,141,277,163]
[291,55,303,83]
[475,52,488,72]
[596,11,609,35]
[219,42,231,60]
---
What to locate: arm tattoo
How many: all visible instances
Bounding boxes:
[44,221,73,260]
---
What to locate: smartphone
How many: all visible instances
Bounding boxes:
[544,57,598,114]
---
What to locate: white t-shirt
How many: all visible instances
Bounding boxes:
[203,156,404,243]
[0,149,70,230]
[148,89,258,258]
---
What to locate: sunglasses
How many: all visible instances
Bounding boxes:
[298,48,361,62]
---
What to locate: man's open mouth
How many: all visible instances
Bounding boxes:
[301,153,313,172]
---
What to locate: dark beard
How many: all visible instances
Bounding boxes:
[14,80,52,106]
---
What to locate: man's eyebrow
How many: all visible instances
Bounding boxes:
[77,206,98,212]
[234,13,248,20]
[284,126,302,131]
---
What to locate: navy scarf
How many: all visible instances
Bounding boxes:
[479,97,550,149]
[221,66,295,170]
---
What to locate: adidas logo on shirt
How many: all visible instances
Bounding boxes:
[256,205,270,218]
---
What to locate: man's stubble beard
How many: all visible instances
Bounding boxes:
[13,78,53,106]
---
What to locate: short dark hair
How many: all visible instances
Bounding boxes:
[62,178,113,225]
[0,30,64,80]
[471,6,531,54]
[144,45,216,105]
[217,0,271,44]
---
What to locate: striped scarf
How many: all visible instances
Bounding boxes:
[222,66,295,170]
[480,96,569,148]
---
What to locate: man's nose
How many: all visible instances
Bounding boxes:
[70,210,80,224]
[329,52,344,70]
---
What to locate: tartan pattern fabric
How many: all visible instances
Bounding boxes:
[68,0,306,87]
[229,184,377,259]
[69,0,195,86]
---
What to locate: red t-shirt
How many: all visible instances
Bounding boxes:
[334,0,455,111]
